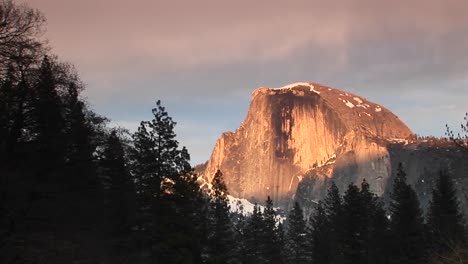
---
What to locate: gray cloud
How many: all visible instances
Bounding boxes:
[20,0,468,164]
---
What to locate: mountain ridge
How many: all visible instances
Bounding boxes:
[202,82,414,204]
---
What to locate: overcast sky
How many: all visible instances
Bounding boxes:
[20,0,468,164]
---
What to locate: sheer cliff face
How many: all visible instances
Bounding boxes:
[204,82,412,202]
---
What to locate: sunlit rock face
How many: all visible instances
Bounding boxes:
[203,82,413,204]
[296,140,468,217]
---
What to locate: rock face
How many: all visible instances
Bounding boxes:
[203,82,413,204]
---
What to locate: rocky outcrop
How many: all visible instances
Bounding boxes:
[203,82,413,204]
[296,139,468,217]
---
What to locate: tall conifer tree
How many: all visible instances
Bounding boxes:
[389,163,427,264]
[427,171,466,256]
[262,196,283,264]
[285,202,310,264]
[207,169,234,263]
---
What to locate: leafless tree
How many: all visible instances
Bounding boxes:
[0,0,48,76]
[446,113,468,148]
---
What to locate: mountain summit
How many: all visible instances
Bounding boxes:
[202,82,413,203]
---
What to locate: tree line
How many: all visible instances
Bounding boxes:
[0,1,467,263]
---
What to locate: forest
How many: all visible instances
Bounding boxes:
[0,1,467,263]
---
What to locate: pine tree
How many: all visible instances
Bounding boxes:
[244,203,264,263]
[33,56,65,166]
[262,196,283,264]
[232,201,249,263]
[101,130,136,234]
[129,100,201,262]
[99,130,137,261]
[360,179,389,264]
[277,222,286,263]
[310,201,331,264]
[206,170,235,263]
[154,172,207,264]
[389,163,427,264]
[323,181,343,263]
[310,182,343,264]
[427,171,466,256]
[130,100,191,227]
[64,81,99,189]
[368,199,389,264]
[285,202,309,264]
[341,183,365,264]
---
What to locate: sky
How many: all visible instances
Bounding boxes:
[20,0,468,165]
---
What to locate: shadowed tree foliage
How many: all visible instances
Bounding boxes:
[389,163,427,264]
[206,169,235,263]
[131,100,191,230]
[285,201,310,264]
[100,130,136,233]
[244,203,264,263]
[323,181,343,263]
[341,183,364,264]
[262,196,283,264]
[153,172,207,264]
[98,129,137,262]
[310,201,331,264]
[33,56,65,167]
[427,171,466,259]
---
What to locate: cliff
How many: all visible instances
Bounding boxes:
[203,82,413,204]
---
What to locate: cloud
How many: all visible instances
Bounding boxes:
[19,0,468,163]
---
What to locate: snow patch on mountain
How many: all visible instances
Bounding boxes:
[342,99,355,108]
[275,82,321,95]
[353,97,363,104]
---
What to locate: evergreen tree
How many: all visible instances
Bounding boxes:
[285,202,309,264]
[232,201,249,263]
[63,81,99,190]
[244,203,264,263]
[277,222,286,263]
[341,183,365,264]
[262,196,283,264]
[389,163,427,264]
[99,130,137,261]
[130,100,191,228]
[153,172,207,264]
[310,201,331,264]
[33,56,65,166]
[129,100,200,262]
[101,130,136,235]
[427,171,466,255]
[206,170,235,263]
[360,179,389,264]
[369,200,389,264]
[323,181,343,263]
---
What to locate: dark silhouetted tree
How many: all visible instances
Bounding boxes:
[388,163,427,264]
[33,56,64,166]
[244,203,264,263]
[101,130,136,235]
[341,183,365,264]
[206,170,235,263]
[131,100,191,228]
[0,0,47,74]
[427,171,466,258]
[262,196,283,264]
[285,202,309,264]
[310,201,331,264]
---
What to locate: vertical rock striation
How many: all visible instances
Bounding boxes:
[203,82,413,203]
